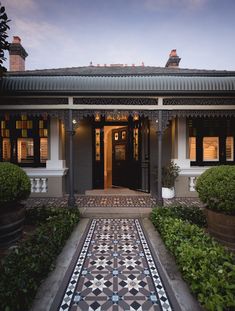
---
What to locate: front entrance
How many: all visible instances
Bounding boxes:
[112,126,129,187]
[93,116,150,192]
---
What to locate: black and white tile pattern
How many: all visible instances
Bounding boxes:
[57,219,175,311]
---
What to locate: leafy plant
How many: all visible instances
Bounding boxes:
[0,2,10,75]
[162,161,180,188]
[151,208,235,311]
[0,207,80,311]
[196,165,235,215]
[154,204,207,227]
[0,162,31,206]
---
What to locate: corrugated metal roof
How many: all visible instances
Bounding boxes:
[1,75,235,94]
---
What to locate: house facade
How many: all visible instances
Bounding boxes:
[0,37,235,204]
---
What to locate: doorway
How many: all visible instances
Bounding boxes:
[93,117,150,192]
[104,125,128,189]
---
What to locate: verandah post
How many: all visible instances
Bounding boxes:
[67,109,76,207]
[157,109,163,206]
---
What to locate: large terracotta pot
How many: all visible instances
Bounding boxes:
[0,203,25,248]
[206,209,235,252]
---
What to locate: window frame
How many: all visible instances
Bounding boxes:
[188,118,235,166]
[0,115,48,167]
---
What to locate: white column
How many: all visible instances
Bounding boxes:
[46,117,65,169]
[173,117,191,169]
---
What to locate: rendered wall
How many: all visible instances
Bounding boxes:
[70,121,93,194]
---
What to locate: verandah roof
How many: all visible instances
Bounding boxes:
[1,75,235,94]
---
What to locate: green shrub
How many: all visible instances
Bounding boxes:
[0,162,31,206]
[25,206,68,225]
[196,165,235,215]
[151,208,235,311]
[154,205,207,227]
[162,161,180,188]
[0,207,80,311]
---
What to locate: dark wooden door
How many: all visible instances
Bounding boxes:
[112,127,129,187]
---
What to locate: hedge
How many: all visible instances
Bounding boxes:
[0,207,80,311]
[196,165,235,215]
[151,208,235,311]
[0,162,31,205]
[154,204,207,227]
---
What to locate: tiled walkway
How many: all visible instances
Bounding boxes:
[25,195,201,209]
[50,219,180,311]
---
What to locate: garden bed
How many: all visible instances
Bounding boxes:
[151,206,235,311]
[0,206,80,311]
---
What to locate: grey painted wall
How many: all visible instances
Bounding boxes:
[66,121,93,194]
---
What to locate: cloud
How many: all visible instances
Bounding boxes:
[11,18,62,48]
[3,0,37,12]
[142,0,207,11]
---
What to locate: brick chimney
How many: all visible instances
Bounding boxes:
[9,36,28,71]
[165,49,181,68]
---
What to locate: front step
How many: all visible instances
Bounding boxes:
[78,207,153,218]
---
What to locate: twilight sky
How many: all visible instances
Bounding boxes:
[2,0,235,71]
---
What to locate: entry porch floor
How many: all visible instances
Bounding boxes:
[25,194,202,218]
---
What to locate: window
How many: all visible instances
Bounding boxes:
[2,138,11,161]
[189,137,196,161]
[203,137,219,161]
[226,137,234,161]
[40,138,48,163]
[188,118,235,166]
[17,138,34,163]
[0,115,48,167]
[95,128,101,161]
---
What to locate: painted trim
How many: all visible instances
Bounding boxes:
[179,167,211,176]
[23,167,68,176]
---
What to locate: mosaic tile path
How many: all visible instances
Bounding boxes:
[51,219,180,311]
[25,195,201,209]
[25,195,157,208]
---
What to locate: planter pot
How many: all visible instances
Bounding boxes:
[162,187,175,199]
[206,209,235,252]
[0,203,25,248]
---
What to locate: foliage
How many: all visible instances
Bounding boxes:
[154,204,207,227]
[0,2,10,75]
[151,208,235,311]
[0,162,31,206]
[0,207,80,311]
[161,161,180,188]
[196,165,235,215]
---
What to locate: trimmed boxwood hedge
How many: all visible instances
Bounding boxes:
[0,207,80,311]
[0,162,31,205]
[196,165,235,215]
[154,204,207,227]
[151,208,235,311]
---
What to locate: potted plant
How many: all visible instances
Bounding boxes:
[161,161,180,199]
[196,165,235,251]
[0,162,31,247]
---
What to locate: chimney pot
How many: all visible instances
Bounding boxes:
[13,36,21,44]
[165,49,181,68]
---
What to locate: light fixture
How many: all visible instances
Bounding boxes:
[72,119,77,124]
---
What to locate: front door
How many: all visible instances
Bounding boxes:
[112,127,129,187]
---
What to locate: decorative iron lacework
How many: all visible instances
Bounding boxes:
[167,110,235,119]
[1,97,68,105]
[74,97,158,106]
[163,98,235,105]
[0,110,66,120]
